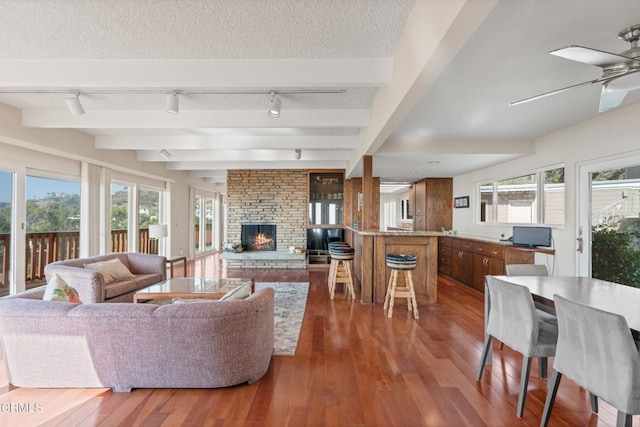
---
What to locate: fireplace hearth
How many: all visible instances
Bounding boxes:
[241,223,277,251]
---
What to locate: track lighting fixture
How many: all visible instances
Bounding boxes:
[166,92,179,114]
[65,93,85,115]
[294,148,302,160]
[159,149,172,160]
[268,92,281,118]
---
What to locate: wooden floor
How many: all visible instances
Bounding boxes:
[0,252,632,426]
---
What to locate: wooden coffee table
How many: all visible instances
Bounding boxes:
[134,277,254,303]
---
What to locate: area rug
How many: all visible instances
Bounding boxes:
[255,282,309,356]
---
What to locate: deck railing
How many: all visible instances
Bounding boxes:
[0,229,153,288]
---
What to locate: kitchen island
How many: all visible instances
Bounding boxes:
[344,226,442,304]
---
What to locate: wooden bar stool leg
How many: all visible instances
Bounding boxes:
[344,260,355,299]
[329,260,338,299]
[383,270,394,311]
[328,259,336,291]
[406,270,419,319]
[404,272,412,312]
[387,270,398,318]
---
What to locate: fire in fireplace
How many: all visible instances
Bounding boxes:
[241,223,277,251]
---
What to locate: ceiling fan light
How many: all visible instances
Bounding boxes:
[605,71,640,92]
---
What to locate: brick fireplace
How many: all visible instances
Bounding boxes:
[225,169,307,268]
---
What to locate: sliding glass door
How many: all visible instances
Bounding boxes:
[578,154,640,286]
[25,175,81,283]
[0,171,12,297]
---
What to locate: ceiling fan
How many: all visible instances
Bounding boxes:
[511,24,640,112]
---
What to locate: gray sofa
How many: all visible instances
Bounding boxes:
[44,253,166,303]
[0,286,274,391]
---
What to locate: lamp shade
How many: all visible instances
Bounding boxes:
[149,224,168,239]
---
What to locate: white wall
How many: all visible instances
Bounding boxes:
[0,103,220,259]
[452,103,640,276]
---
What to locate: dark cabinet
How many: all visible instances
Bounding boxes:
[450,238,473,285]
[438,236,452,275]
[412,178,452,231]
[438,237,546,293]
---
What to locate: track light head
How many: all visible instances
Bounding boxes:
[159,149,172,160]
[294,148,302,160]
[65,93,85,115]
[166,93,179,114]
[268,92,281,118]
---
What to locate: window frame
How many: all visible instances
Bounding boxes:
[477,164,565,227]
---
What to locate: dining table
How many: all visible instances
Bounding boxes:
[483,275,640,365]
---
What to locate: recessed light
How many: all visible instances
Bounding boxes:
[428,161,440,164]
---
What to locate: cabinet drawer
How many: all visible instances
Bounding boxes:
[438,253,451,266]
[461,240,474,251]
[439,246,451,257]
[474,242,504,258]
[451,238,473,250]
[438,236,452,247]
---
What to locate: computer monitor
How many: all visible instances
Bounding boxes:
[512,226,552,248]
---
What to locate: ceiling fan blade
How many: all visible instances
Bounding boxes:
[509,79,597,106]
[599,85,628,112]
[550,45,634,68]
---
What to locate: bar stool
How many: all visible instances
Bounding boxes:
[383,254,419,319]
[328,243,356,300]
[327,242,350,288]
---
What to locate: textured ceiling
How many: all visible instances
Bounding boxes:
[0,0,413,59]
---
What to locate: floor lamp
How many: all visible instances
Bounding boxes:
[148,224,168,255]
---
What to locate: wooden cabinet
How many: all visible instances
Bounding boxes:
[450,238,473,285]
[438,236,452,275]
[437,237,552,292]
[472,242,505,291]
[412,178,452,231]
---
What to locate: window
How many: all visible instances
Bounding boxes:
[479,167,564,225]
[139,187,161,253]
[26,175,81,281]
[111,183,130,252]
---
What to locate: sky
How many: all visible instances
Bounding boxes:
[0,172,80,203]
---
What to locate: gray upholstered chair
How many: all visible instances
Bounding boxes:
[505,263,556,317]
[505,263,549,276]
[541,295,640,427]
[477,276,558,418]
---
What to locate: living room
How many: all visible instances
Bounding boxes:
[2,1,640,425]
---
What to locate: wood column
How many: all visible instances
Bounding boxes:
[362,155,374,230]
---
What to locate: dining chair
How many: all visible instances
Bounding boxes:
[505,264,549,277]
[506,263,556,316]
[540,294,640,427]
[477,276,558,418]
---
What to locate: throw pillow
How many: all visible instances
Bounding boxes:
[84,258,135,284]
[43,273,82,303]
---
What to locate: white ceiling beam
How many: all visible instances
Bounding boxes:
[96,135,359,150]
[138,149,352,162]
[22,109,370,128]
[166,160,347,170]
[0,58,392,88]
